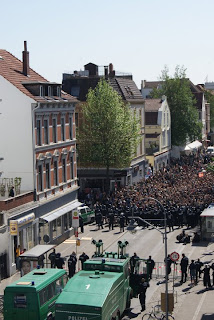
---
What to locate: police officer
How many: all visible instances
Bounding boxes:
[79,215,84,233]
[195,258,203,283]
[180,253,189,283]
[68,252,77,278]
[55,253,65,269]
[146,256,155,280]
[79,252,89,269]
[138,278,149,312]
[48,249,56,268]
[108,210,114,230]
[164,254,173,280]
[119,213,125,232]
[130,253,140,274]
[96,211,104,230]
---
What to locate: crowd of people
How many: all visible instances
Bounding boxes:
[78,153,214,233]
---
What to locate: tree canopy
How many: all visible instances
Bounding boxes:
[151,66,202,146]
[77,79,141,190]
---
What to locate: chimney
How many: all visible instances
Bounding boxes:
[22,41,29,76]
[109,63,115,77]
[104,66,108,79]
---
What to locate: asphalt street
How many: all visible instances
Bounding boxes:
[1,222,214,320]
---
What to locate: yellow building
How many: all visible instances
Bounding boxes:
[145,96,171,173]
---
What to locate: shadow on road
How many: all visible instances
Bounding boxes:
[124,307,141,319]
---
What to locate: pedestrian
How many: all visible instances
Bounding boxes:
[55,253,65,269]
[138,278,149,312]
[79,252,89,269]
[180,253,189,284]
[164,254,173,280]
[195,258,203,283]
[68,252,77,277]
[48,249,56,268]
[119,213,125,232]
[15,245,21,270]
[79,215,84,233]
[189,260,196,285]
[201,264,211,289]
[146,256,155,280]
[130,252,140,274]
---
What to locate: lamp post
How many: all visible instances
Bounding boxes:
[127,196,169,320]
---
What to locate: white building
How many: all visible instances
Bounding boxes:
[0,42,80,277]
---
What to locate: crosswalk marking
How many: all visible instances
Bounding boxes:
[63,237,92,244]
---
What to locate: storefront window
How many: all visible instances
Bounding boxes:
[64,214,68,231]
[27,226,33,249]
[69,212,72,228]
[39,221,49,244]
[53,217,62,239]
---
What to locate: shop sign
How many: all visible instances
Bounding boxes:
[72,210,79,228]
[16,213,35,227]
[10,220,18,235]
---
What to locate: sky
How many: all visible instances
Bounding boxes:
[1,0,214,89]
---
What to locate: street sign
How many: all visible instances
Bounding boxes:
[72,210,79,228]
[170,251,179,262]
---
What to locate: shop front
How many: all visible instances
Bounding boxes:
[39,200,82,245]
[9,212,36,276]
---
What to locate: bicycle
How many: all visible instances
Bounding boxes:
[142,305,175,320]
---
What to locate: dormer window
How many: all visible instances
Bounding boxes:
[40,86,44,97]
[57,86,61,97]
[48,86,52,97]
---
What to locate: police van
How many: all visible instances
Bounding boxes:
[77,205,95,224]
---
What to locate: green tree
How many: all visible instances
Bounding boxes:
[77,79,141,192]
[151,66,202,146]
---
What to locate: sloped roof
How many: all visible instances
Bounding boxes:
[0,49,76,103]
[108,77,144,102]
[143,81,163,88]
[145,99,161,111]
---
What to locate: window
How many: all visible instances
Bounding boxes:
[75,113,79,128]
[61,117,65,141]
[52,118,57,143]
[70,156,74,180]
[62,158,67,183]
[40,86,44,97]
[52,217,62,239]
[69,116,73,140]
[14,294,27,309]
[57,86,61,97]
[38,164,43,192]
[54,160,58,186]
[45,162,50,189]
[48,86,52,97]
[36,119,42,146]
[39,221,49,245]
[44,119,49,144]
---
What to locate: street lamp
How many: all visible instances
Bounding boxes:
[127,196,169,320]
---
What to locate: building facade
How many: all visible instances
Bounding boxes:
[145,96,171,173]
[0,42,79,277]
[63,63,147,190]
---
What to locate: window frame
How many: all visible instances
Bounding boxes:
[53,159,59,186]
[36,119,42,146]
[61,116,65,141]
[52,117,57,143]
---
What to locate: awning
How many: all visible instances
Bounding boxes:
[40,200,83,223]
[187,140,202,150]
[19,244,55,258]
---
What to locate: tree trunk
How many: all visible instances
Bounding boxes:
[105,165,110,195]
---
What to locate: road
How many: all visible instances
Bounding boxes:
[1,222,214,319]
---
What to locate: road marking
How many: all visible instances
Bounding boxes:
[63,237,92,244]
[192,291,207,320]
[63,240,76,244]
[81,237,92,241]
